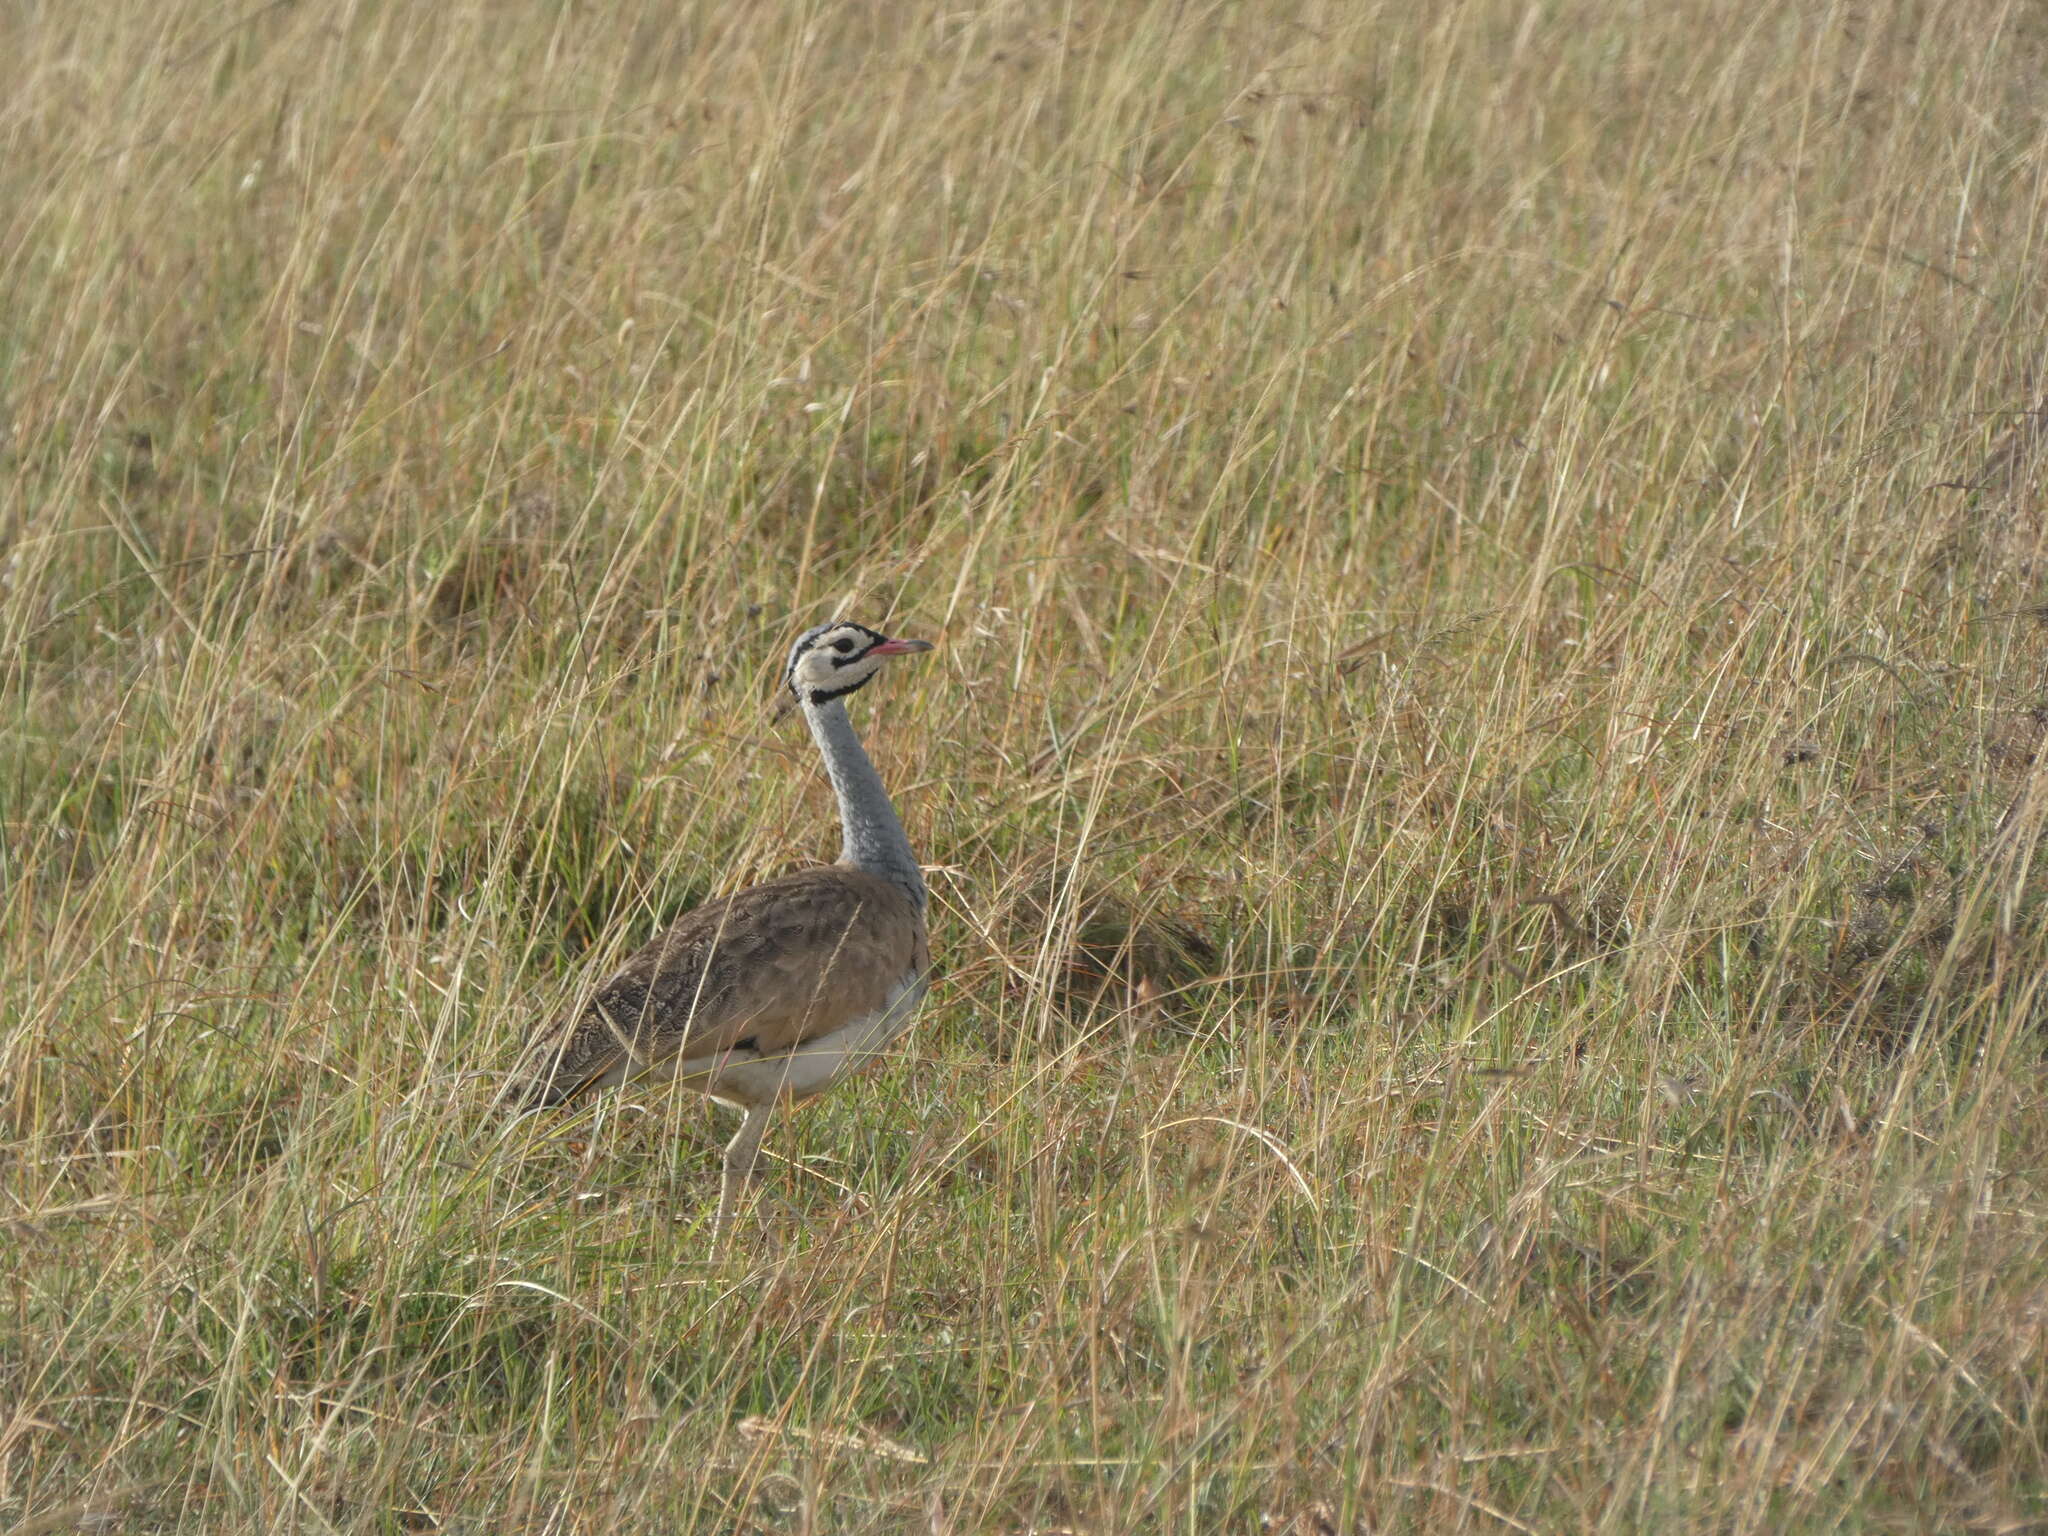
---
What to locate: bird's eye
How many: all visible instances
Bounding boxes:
[831,638,856,655]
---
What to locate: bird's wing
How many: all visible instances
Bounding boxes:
[513,866,924,1108]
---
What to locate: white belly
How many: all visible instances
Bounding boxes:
[652,972,926,1108]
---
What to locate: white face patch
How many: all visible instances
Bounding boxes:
[787,622,887,702]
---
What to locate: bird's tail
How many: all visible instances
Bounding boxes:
[498,1027,587,1115]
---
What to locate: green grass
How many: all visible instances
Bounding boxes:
[4,0,2048,1529]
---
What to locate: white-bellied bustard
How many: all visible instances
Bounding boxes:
[512,620,934,1241]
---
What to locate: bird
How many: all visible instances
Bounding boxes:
[511,619,935,1241]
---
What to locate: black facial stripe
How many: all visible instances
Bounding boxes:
[806,677,872,702]
[796,627,877,654]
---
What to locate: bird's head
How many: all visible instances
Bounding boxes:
[785,620,933,706]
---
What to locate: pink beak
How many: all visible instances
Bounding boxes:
[870,636,935,656]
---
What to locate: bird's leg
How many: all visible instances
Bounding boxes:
[711,1102,774,1250]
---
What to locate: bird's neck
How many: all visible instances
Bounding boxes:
[803,696,926,910]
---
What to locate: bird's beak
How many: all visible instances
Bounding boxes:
[870,636,934,656]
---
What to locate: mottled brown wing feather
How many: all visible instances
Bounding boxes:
[515,866,924,1108]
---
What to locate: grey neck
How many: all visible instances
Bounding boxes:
[803,695,926,910]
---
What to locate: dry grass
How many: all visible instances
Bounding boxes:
[4,0,2048,1529]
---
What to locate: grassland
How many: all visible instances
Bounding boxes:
[4,0,2048,1529]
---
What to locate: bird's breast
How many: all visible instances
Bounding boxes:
[693,967,927,1107]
